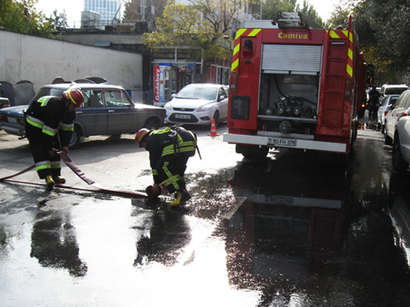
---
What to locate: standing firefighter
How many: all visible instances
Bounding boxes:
[135,126,197,207]
[25,87,84,190]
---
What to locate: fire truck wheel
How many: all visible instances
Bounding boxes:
[239,145,268,160]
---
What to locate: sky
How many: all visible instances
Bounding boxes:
[34,0,337,27]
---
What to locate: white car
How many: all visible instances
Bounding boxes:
[377,94,400,133]
[384,90,410,172]
[380,84,408,96]
[164,83,228,126]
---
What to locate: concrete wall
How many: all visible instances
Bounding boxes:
[0,30,143,99]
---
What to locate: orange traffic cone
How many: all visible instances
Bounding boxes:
[209,117,219,136]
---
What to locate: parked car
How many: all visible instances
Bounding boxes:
[380,84,408,96]
[0,82,165,147]
[164,83,228,126]
[384,90,410,172]
[0,97,10,109]
[377,94,400,133]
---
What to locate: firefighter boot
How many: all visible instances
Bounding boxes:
[169,190,191,207]
[169,192,182,206]
[53,176,66,184]
[45,176,55,191]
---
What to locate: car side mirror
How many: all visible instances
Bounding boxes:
[171,93,176,98]
[218,95,226,101]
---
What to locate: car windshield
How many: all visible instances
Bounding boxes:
[385,88,408,95]
[176,86,218,100]
[33,87,65,101]
[390,97,399,106]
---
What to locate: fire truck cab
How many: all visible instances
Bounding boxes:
[223,12,366,160]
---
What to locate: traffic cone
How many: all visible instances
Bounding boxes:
[209,117,219,136]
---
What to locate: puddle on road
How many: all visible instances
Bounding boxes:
[0,186,260,307]
[2,135,410,306]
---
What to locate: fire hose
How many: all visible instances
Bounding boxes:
[0,153,147,199]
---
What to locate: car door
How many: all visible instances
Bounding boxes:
[217,86,228,119]
[77,89,108,136]
[378,97,387,124]
[104,89,138,134]
[388,92,408,139]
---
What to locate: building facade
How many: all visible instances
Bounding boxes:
[83,0,121,27]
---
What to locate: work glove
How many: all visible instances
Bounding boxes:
[146,184,161,199]
[48,147,58,157]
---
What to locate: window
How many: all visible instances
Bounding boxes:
[104,90,131,107]
[82,89,104,108]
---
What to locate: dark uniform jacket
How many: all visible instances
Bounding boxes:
[146,126,197,184]
[25,96,75,149]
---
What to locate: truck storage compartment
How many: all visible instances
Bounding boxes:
[258,44,322,135]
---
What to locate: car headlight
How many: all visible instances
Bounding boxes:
[164,103,172,111]
[196,104,214,112]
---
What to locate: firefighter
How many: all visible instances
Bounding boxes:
[368,85,380,122]
[25,87,84,190]
[135,126,197,206]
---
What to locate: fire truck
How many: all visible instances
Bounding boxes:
[223,13,367,159]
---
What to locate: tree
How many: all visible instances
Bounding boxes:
[262,0,324,28]
[0,0,54,36]
[353,0,409,82]
[296,0,324,28]
[48,10,68,31]
[142,1,232,60]
[123,0,168,22]
[262,0,296,20]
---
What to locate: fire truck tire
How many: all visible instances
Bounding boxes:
[238,145,268,160]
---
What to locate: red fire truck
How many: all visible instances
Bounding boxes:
[223,13,367,159]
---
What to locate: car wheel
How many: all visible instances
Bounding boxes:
[381,124,385,134]
[384,129,392,145]
[144,117,161,130]
[213,111,220,126]
[69,126,82,148]
[392,135,408,173]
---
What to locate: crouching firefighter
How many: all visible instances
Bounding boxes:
[135,126,198,207]
[24,87,84,190]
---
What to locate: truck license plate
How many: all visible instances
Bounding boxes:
[268,137,296,147]
[175,114,191,119]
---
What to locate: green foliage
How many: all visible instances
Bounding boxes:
[143,1,232,60]
[48,10,68,31]
[262,0,324,28]
[262,0,296,20]
[0,0,55,37]
[353,0,409,82]
[143,0,324,60]
[296,0,324,28]
[326,0,409,82]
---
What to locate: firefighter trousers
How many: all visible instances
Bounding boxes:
[26,126,62,179]
[157,155,188,194]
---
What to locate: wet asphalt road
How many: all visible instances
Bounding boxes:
[1,127,410,307]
